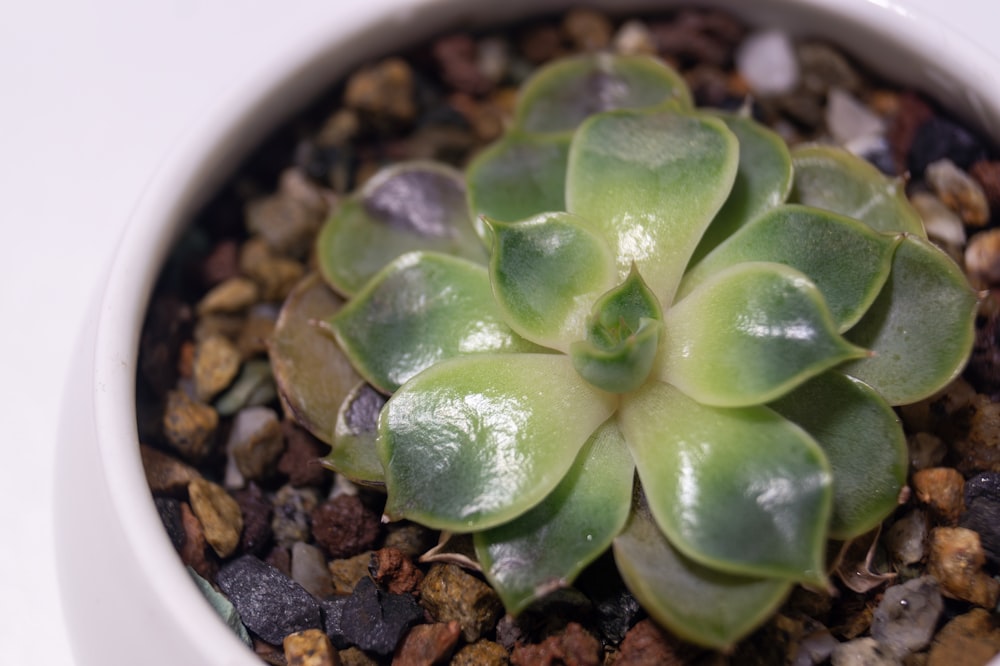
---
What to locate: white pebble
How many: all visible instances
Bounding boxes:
[910,191,966,248]
[613,20,656,55]
[735,29,799,96]
[826,87,885,152]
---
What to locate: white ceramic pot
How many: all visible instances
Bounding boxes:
[57,1,1000,665]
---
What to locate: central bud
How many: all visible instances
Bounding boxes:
[570,266,662,393]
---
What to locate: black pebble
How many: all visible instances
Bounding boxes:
[908,117,987,176]
[320,596,352,650]
[154,497,185,551]
[216,554,322,645]
[960,472,1000,567]
[340,576,424,656]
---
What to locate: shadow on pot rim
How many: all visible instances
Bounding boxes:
[56,1,1000,665]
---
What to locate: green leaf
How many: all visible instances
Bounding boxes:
[566,109,739,304]
[658,262,867,407]
[613,495,792,651]
[324,381,387,486]
[841,235,977,405]
[514,53,692,134]
[678,205,900,331]
[474,418,634,614]
[316,161,486,296]
[327,252,544,394]
[489,212,617,351]
[619,381,832,584]
[466,131,572,234]
[770,372,906,539]
[269,273,362,444]
[790,144,925,237]
[378,353,617,531]
[571,318,661,394]
[688,110,793,265]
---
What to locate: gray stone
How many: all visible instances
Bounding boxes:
[292,541,334,599]
[340,576,424,656]
[870,576,943,658]
[830,637,900,666]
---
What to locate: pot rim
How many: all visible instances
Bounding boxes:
[88,0,1000,660]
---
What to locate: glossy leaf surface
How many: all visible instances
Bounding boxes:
[790,144,925,237]
[489,213,616,351]
[841,235,977,405]
[567,110,738,303]
[613,497,792,650]
[514,53,692,133]
[678,205,900,330]
[659,262,866,407]
[620,381,831,583]
[379,354,617,531]
[474,419,634,614]
[689,111,793,265]
[324,381,387,485]
[269,273,361,444]
[316,162,486,296]
[328,252,543,394]
[770,372,906,539]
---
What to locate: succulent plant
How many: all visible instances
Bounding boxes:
[271,53,976,649]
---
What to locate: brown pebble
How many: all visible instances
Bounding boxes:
[926,159,991,226]
[193,334,241,402]
[370,547,424,595]
[312,494,381,559]
[246,170,328,259]
[419,563,504,643]
[338,647,379,666]
[615,619,691,665]
[177,340,195,380]
[345,57,417,124]
[284,628,339,666]
[201,239,241,287]
[561,8,612,52]
[970,160,1000,214]
[266,544,292,577]
[329,552,373,595]
[240,237,306,302]
[196,277,260,316]
[317,109,361,149]
[888,91,934,173]
[229,406,285,481]
[927,608,1000,666]
[912,467,966,524]
[509,622,602,666]
[188,477,244,558]
[433,34,494,96]
[965,229,1000,287]
[519,24,565,64]
[953,396,1000,473]
[255,637,288,666]
[194,311,246,343]
[927,526,1000,608]
[140,443,201,495]
[392,621,461,666]
[450,640,509,666]
[650,9,744,67]
[278,420,329,488]
[163,389,218,461]
[236,310,276,359]
[179,501,215,579]
[233,483,273,555]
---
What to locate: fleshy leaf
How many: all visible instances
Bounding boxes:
[327,252,544,394]
[489,212,617,351]
[466,132,572,234]
[566,109,739,304]
[677,205,900,331]
[324,381,387,485]
[790,144,925,236]
[688,110,793,265]
[514,53,692,134]
[770,372,906,539]
[613,494,792,651]
[658,262,867,407]
[474,418,634,614]
[840,235,977,405]
[619,381,831,584]
[269,273,361,444]
[316,161,486,296]
[378,354,617,531]
[571,318,661,394]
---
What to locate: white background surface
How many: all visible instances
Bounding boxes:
[1,1,997,663]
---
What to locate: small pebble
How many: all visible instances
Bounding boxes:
[272,484,322,547]
[154,497,185,552]
[884,509,928,567]
[797,41,862,95]
[382,522,437,558]
[344,57,417,124]
[927,526,1000,608]
[329,552,373,595]
[369,547,423,595]
[907,432,948,471]
[911,467,965,524]
[311,494,380,559]
[910,191,967,249]
[433,35,493,96]
[735,29,798,95]
[476,37,509,85]
[319,596,351,649]
[235,306,277,359]
[189,567,253,647]
[954,396,1000,473]
[283,628,337,666]
[614,619,690,666]
[337,647,378,666]
[908,116,988,176]
[926,159,990,226]
[830,637,898,666]
[188,477,244,558]
[562,8,612,52]
[419,563,504,643]
[215,358,276,417]
[196,277,260,316]
[826,87,885,154]
[278,421,328,488]
[392,621,462,666]
[888,91,934,174]
[613,20,656,56]
[217,554,323,646]
[870,576,943,658]
[965,228,1000,286]
[233,483,272,555]
[240,237,306,302]
[340,576,424,656]
[652,10,744,66]
[960,472,1000,566]
[228,406,285,481]
[141,444,201,494]
[509,622,602,666]
[179,501,215,579]
[200,239,240,287]
[163,389,218,461]
[245,175,327,260]
[927,608,1000,666]
[969,160,1000,213]
[292,542,335,599]
[193,334,241,402]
